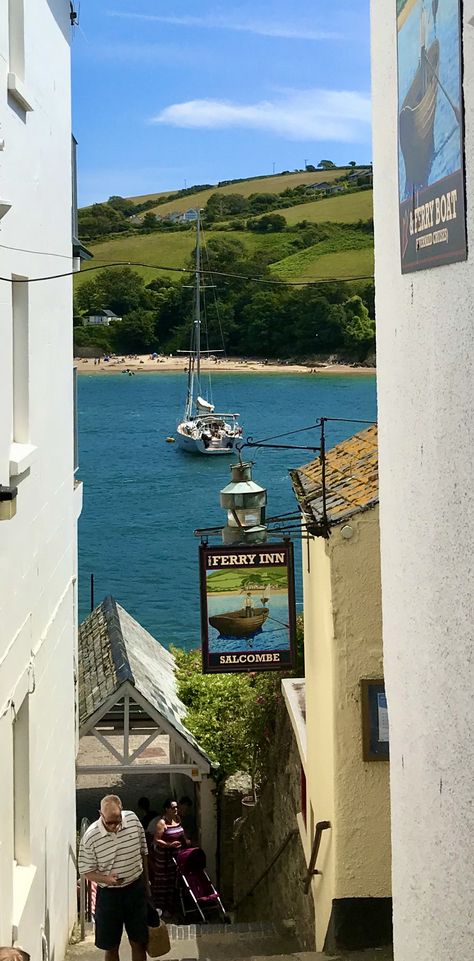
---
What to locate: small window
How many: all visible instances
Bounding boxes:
[8,0,25,81]
[13,697,31,865]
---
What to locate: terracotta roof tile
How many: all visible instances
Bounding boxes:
[290,425,378,530]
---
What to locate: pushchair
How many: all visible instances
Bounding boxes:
[174,847,226,922]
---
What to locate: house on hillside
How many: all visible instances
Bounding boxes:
[285,426,391,955]
[180,208,199,222]
[347,168,373,186]
[306,182,333,192]
[0,3,86,959]
[82,309,121,326]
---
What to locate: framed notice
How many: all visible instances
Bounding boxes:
[199,542,296,674]
[361,679,390,761]
[397,0,467,272]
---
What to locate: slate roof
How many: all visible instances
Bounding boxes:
[78,596,211,766]
[290,425,378,530]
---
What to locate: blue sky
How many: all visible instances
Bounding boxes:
[72,1,372,206]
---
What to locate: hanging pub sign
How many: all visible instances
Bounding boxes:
[397,0,467,272]
[199,542,296,674]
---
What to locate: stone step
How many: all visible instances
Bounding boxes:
[168,920,295,940]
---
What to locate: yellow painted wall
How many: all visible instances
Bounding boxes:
[302,535,337,950]
[303,507,391,950]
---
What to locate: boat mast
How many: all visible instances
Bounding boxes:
[184,211,201,421]
[195,211,201,389]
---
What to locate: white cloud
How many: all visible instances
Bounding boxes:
[149,90,371,142]
[107,11,342,41]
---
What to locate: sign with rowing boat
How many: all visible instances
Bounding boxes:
[199,543,296,674]
[397,0,467,272]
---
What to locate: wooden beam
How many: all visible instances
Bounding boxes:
[128,729,162,764]
[91,727,123,763]
[124,693,130,762]
[76,764,203,779]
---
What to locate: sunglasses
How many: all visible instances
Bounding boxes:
[101,813,122,827]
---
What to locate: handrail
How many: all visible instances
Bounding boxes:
[303,820,331,893]
[232,827,299,911]
[79,817,90,940]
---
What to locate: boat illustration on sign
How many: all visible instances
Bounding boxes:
[399,37,440,189]
[209,595,270,639]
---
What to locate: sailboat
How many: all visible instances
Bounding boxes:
[176,213,242,455]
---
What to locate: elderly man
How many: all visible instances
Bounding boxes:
[0,950,29,961]
[78,795,150,961]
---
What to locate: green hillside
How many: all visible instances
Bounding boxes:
[75,169,375,362]
[145,169,351,218]
[278,189,373,225]
[75,229,301,289]
[271,245,375,283]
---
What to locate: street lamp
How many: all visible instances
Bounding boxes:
[220,462,267,545]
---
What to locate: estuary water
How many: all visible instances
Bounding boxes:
[77,371,377,649]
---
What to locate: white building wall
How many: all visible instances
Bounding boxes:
[371,5,474,961]
[0,1,81,958]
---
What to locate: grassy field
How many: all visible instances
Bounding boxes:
[75,229,303,288]
[278,189,373,225]
[143,169,351,218]
[206,568,288,594]
[271,245,374,283]
[75,184,374,291]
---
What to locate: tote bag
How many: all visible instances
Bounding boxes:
[147,922,170,958]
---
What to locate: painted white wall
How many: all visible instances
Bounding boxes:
[0,1,81,958]
[371,5,474,960]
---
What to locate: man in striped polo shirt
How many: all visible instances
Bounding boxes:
[79,795,151,961]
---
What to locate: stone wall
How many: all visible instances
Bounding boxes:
[232,703,315,950]
[219,772,252,906]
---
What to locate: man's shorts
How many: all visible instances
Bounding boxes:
[95,876,148,950]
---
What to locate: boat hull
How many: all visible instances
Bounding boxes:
[209,607,269,638]
[176,420,240,455]
[399,40,440,189]
[176,428,238,455]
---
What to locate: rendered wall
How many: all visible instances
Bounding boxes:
[0,1,79,958]
[302,536,336,951]
[370,5,474,960]
[303,510,390,951]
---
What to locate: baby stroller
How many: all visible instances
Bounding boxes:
[174,847,226,922]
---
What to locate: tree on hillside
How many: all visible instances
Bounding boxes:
[348,161,357,168]
[341,295,375,357]
[317,160,336,170]
[75,267,155,317]
[107,195,136,217]
[115,310,158,353]
[248,213,286,233]
[247,192,278,214]
[141,212,158,230]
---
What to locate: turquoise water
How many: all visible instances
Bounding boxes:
[77,371,377,648]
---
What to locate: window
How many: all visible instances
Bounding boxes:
[7,0,33,112]
[13,697,30,865]
[12,277,29,445]
[8,0,25,81]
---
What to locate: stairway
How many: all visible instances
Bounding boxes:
[65,920,393,961]
[66,920,325,961]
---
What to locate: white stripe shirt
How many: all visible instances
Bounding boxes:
[78,811,147,887]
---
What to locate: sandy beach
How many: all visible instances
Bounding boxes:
[74,354,375,375]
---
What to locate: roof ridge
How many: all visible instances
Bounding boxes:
[102,595,134,686]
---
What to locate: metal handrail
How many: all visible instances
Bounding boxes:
[79,817,90,940]
[303,820,331,893]
[232,827,299,911]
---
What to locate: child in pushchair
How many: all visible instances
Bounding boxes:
[173,847,226,922]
